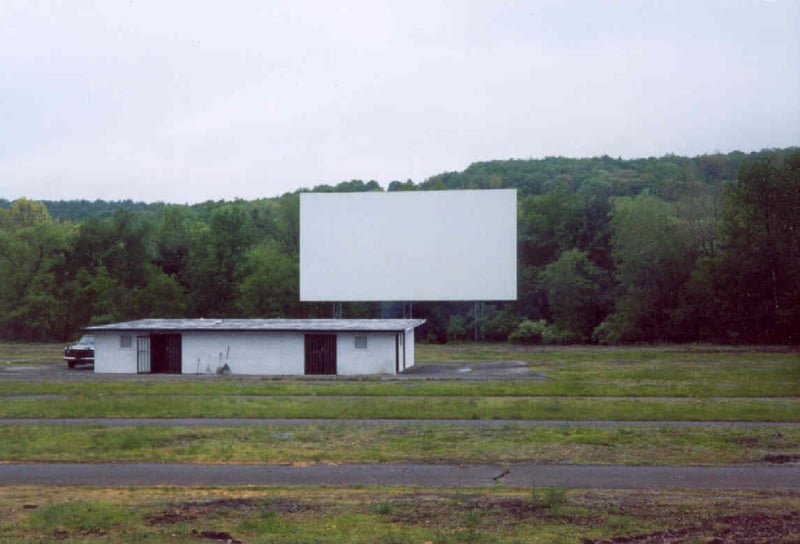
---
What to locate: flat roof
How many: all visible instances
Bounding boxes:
[85,318,426,333]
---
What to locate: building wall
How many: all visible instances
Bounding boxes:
[94,329,416,375]
[182,331,304,375]
[336,332,397,375]
[404,327,416,370]
[94,333,138,373]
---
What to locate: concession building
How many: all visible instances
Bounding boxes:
[86,318,424,376]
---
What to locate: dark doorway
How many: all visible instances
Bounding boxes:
[305,334,337,375]
[150,334,182,374]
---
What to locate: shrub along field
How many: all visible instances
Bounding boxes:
[0,342,798,542]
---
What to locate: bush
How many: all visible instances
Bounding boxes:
[509,319,583,345]
[541,325,581,345]
[372,501,395,515]
[447,314,470,341]
[508,319,547,344]
[480,304,520,341]
[591,315,627,345]
[530,485,568,510]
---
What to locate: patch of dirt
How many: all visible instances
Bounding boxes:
[191,529,243,543]
[730,436,763,447]
[192,498,262,509]
[80,528,108,537]
[148,496,312,525]
[474,497,604,527]
[45,527,107,540]
[762,453,800,464]
[730,431,791,450]
[586,512,800,543]
[485,498,554,520]
[387,495,602,527]
[147,508,196,524]
[147,498,261,524]
[266,497,316,514]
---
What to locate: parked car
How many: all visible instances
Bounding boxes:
[64,334,95,368]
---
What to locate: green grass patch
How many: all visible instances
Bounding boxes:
[1,344,797,424]
[1,394,798,421]
[0,342,63,365]
[2,343,798,398]
[28,499,129,536]
[0,423,797,465]
[419,343,800,397]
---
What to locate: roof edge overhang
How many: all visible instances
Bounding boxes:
[83,318,426,335]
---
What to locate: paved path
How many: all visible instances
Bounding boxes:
[1,418,798,428]
[4,394,797,401]
[1,462,798,489]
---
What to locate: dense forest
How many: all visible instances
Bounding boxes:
[1,148,798,344]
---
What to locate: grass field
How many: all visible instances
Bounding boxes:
[1,394,798,422]
[0,423,798,465]
[0,342,63,365]
[1,342,798,542]
[3,342,798,399]
[1,343,798,423]
[1,486,798,543]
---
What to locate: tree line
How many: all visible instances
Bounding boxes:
[1,148,798,344]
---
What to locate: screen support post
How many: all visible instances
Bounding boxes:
[474,301,483,341]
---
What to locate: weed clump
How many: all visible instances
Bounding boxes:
[530,485,568,511]
[372,500,395,516]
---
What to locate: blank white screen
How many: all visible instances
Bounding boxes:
[300,189,517,301]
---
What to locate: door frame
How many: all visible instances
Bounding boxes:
[136,336,151,374]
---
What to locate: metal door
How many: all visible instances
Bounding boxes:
[137,336,151,374]
[165,334,182,374]
[151,334,182,374]
[304,334,337,375]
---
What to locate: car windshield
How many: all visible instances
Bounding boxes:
[77,335,95,346]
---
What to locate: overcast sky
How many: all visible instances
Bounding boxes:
[1,1,798,204]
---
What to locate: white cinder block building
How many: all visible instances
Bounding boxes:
[85,319,425,376]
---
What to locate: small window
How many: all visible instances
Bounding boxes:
[354,336,368,349]
[120,335,132,348]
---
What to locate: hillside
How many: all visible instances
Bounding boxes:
[1,148,798,344]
